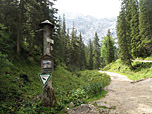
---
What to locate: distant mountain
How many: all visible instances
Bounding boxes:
[58,12,117,44]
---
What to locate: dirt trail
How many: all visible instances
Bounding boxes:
[133,60,152,63]
[94,71,152,114]
[68,71,152,114]
[99,71,131,82]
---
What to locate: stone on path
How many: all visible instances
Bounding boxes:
[68,104,100,114]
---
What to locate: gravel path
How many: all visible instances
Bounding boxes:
[94,71,152,114]
[99,71,131,82]
[68,71,152,114]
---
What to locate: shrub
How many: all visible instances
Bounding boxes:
[69,88,88,106]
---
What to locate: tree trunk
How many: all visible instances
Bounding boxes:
[17,0,24,55]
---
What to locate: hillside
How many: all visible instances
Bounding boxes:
[0,56,110,113]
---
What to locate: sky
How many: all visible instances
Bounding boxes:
[55,0,121,19]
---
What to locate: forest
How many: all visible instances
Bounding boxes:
[0,0,152,113]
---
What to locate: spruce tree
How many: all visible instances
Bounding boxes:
[117,1,133,69]
[101,30,115,66]
[70,26,80,68]
[139,0,152,56]
[62,14,67,62]
[55,16,64,62]
[130,0,140,58]
[93,32,101,69]
[0,0,19,55]
[65,29,71,66]
[79,33,86,70]
[89,39,93,70]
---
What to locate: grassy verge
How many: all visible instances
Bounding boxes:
[0,57,110,114]
[86,90,108,103]
[136,55,152,61]
[103,59,152,81]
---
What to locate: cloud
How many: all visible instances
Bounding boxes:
[55,0,121,18]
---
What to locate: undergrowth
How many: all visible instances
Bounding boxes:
[0,54,110,114]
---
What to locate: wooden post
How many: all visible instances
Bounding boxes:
[40,20,56,107]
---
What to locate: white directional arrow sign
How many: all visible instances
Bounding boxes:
[38,73,51,87]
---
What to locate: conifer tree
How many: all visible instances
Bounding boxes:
[130,0,140,58]
[117,1,133,69]
[62,14,67,62]
[65,29,71,65]
[139,0,152,56]
[79,33,86,70]
[89,39,93,70]
[70,26,80,68]
[0,0,19,55]
[85,43,90,69]
[0,0,57,58]
[101,30,115,66]
[93,32,101,69]
[55,16,64,62]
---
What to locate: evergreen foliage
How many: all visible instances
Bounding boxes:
[79,33,86,70]
[89,39,93,70]
[139,0,152,56]
[93,32,101,69]
[0,0,58,61]
[101,30,115,66]
[117,0,152,61]
[129,0,140,58]
[117,0,133,69]
[55,17,87,71]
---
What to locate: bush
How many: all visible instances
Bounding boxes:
[70,88,88,106]
[0,52,12,69]
[83,82,103,96]
[79,70,110,99]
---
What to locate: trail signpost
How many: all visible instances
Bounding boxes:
[38,20,56,106]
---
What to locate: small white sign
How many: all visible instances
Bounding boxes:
[51,46,53,50]
[38,73,51,87]
[47,38,54,44]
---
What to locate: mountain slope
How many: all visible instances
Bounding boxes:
[60,12,117,43]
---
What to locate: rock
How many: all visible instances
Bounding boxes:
[96,101,111,109]
[100,108,109,114]
[68,104,100,114]
[69,102,75,108]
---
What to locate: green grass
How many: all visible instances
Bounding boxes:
[103,59,152,81]
[0,59,110,114]
[144,56,152,60]
[136,55,152,61]
[87,90,108,102]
